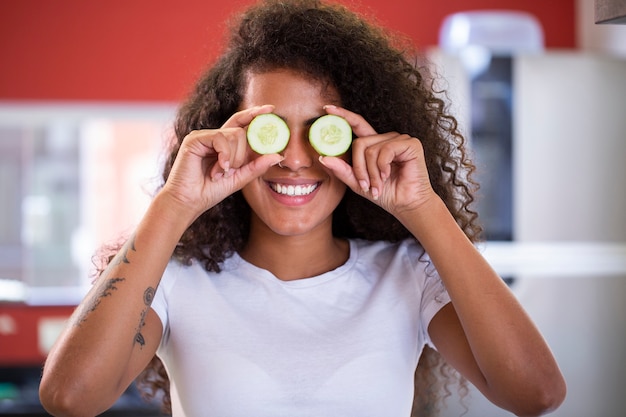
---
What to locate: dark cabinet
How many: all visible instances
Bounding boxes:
[595,0,626,24]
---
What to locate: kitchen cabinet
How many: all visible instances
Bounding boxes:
[595,0,626,23]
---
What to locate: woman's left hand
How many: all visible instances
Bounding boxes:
[320,106,437,217]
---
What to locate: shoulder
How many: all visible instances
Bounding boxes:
[351,238,444,294]
[352,237,419,253]
[350,238,432,281]
[157,257,219,300]
[352,238,427,268]
[162,257,197,283]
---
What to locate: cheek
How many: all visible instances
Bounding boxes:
[240,180,265,208]
[240,175,263,204]
[328,180,348,204]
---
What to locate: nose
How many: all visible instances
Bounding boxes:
[279,126,314,171]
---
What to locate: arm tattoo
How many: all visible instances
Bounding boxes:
[114,235,137,265]
[134,287,156,348]
[73,277,125,326]
[73,237,135,326]
[73,234,156,348]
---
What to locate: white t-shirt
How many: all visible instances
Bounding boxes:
[151,238,451,417]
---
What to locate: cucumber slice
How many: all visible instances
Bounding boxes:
[247,113,290,154]
[309,114,352,156]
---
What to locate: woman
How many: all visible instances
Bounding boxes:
[39,1,566,416]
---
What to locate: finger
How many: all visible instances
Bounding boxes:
[318,156,362,194]
[222,104,275,129]
[375,138,402,182]
[350,138,370,193]
[322,105,377,137]
[233,134,251,167]
[363,145,386,200]
[196,125,258,179]
[229,153,284,189]
[205,129,241,178]
[350,132,398,193]
[224,133,254,178]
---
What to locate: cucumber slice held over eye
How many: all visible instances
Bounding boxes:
[309,114,353,156]
[247,113,291,154]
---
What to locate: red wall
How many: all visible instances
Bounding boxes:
[0,0,576,102]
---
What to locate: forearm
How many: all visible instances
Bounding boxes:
[40,192,194,415]
[396,197,565,413]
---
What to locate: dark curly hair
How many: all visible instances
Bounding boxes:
[97,0,481,415]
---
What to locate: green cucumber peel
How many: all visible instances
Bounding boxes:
[247,113,290,154]
[309,114,352,156]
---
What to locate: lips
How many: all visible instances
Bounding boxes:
[269,182,320,196]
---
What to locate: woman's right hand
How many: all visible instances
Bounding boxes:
[160,105,284,220]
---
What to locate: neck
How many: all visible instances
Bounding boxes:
[240,220,349,281]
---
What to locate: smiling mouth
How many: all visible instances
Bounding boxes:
[269,182,320,196]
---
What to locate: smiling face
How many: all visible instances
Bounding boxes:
[240,69,348,239]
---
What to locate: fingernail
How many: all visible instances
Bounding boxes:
[371,187,379,200]
[359,180,369,192]
[318,155,327,166]
[323,104,337,110]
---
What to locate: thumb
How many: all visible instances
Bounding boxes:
[318,156,362,193]
[229,154,284,189]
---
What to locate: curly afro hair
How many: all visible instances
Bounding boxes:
[94,0,481,414]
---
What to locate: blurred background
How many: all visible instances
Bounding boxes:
[1,0,625,416]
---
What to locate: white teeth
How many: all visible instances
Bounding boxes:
[271,183,318,196]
